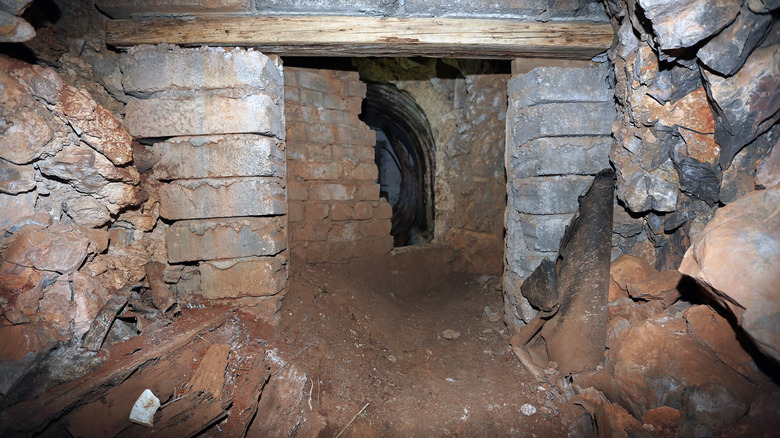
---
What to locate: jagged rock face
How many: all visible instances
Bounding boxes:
[608,0,779,271]
[0,55,153,359]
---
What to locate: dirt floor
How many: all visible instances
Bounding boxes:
[265,247,586,437]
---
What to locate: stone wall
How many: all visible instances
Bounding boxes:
[285,67,393,264]
[503,61,615,331]
[0,55,147,360]
[97,0,608,21]
[356,58,509,274]
[123,45,289,320]
[607,0,779,271]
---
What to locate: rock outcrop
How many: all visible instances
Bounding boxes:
[680,187,780,363]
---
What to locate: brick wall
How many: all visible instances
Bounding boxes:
[285,67,393,264]
[122,45,288,321]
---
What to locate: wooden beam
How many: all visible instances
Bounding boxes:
[106,16,614,59]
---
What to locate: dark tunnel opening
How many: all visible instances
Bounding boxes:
[360,83,436,247]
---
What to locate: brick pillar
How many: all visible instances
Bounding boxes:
[121,45,287,321]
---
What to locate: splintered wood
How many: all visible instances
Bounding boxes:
[185,344,230,399]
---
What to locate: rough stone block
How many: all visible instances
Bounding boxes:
[97,0,251,18]
[200,255,286,299]
[158,177,286,220]
[516,213,575,252]
[166,217,286,263]
[254,0,392,16]
[121,45,281,97]
[0,160,35,194]
[509,136,612,178]
[509,102,615,145]
[509,63,613,107]
[124,94,283,138]
[0,191,35,230]
[509,175,593,214]
[405,0,546,16]
[149,135,285,180]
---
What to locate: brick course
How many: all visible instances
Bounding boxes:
[285,67,392,263]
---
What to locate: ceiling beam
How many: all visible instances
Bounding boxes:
[106,16,614,59]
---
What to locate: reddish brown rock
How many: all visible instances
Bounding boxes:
[610,255,659,291]
[56,85,133,165]
[0,324,53,361]
[608,277,629,302]
[0,191,36,230]
[0,160,35,194]
[684,305,768,385]
[2,224,90,274]
[626,270,683,308]
[755,138,780,189]
[702,42,780,168]
[641,406,681,435]
[594,401,642,438]
[72,272,108,337]
[37,277,75,335]
[610,317,757,418]
[680,186,780,363]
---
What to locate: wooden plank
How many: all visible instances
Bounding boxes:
[65,345,202,437]
[2,306,235,437]
[184,344,230,399]
[106,16,614,60]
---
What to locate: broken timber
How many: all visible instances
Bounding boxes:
[106,16,614,59]
[1,306,234,437]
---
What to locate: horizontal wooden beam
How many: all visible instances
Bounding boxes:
[106,16,614,59]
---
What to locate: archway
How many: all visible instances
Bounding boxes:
[360,83,436,247]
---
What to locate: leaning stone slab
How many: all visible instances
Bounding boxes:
[200,256,286,299]
[124,94,283,138]
[541,169,615,375]
[166,217,286,263]
[157,177,286,220]
[149,135,285,180]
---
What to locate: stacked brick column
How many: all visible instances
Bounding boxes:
[284,67,392,264]
[503,62,615,331]
[121,45,287,317]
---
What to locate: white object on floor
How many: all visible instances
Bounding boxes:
[129,388,160,427]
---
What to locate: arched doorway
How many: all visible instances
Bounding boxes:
[360,83,435,247]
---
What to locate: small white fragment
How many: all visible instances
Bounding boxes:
[129,389,160,427]
[521,403,537,416]
[445,377,457,383]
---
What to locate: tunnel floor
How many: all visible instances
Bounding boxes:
[270,258,584,437]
